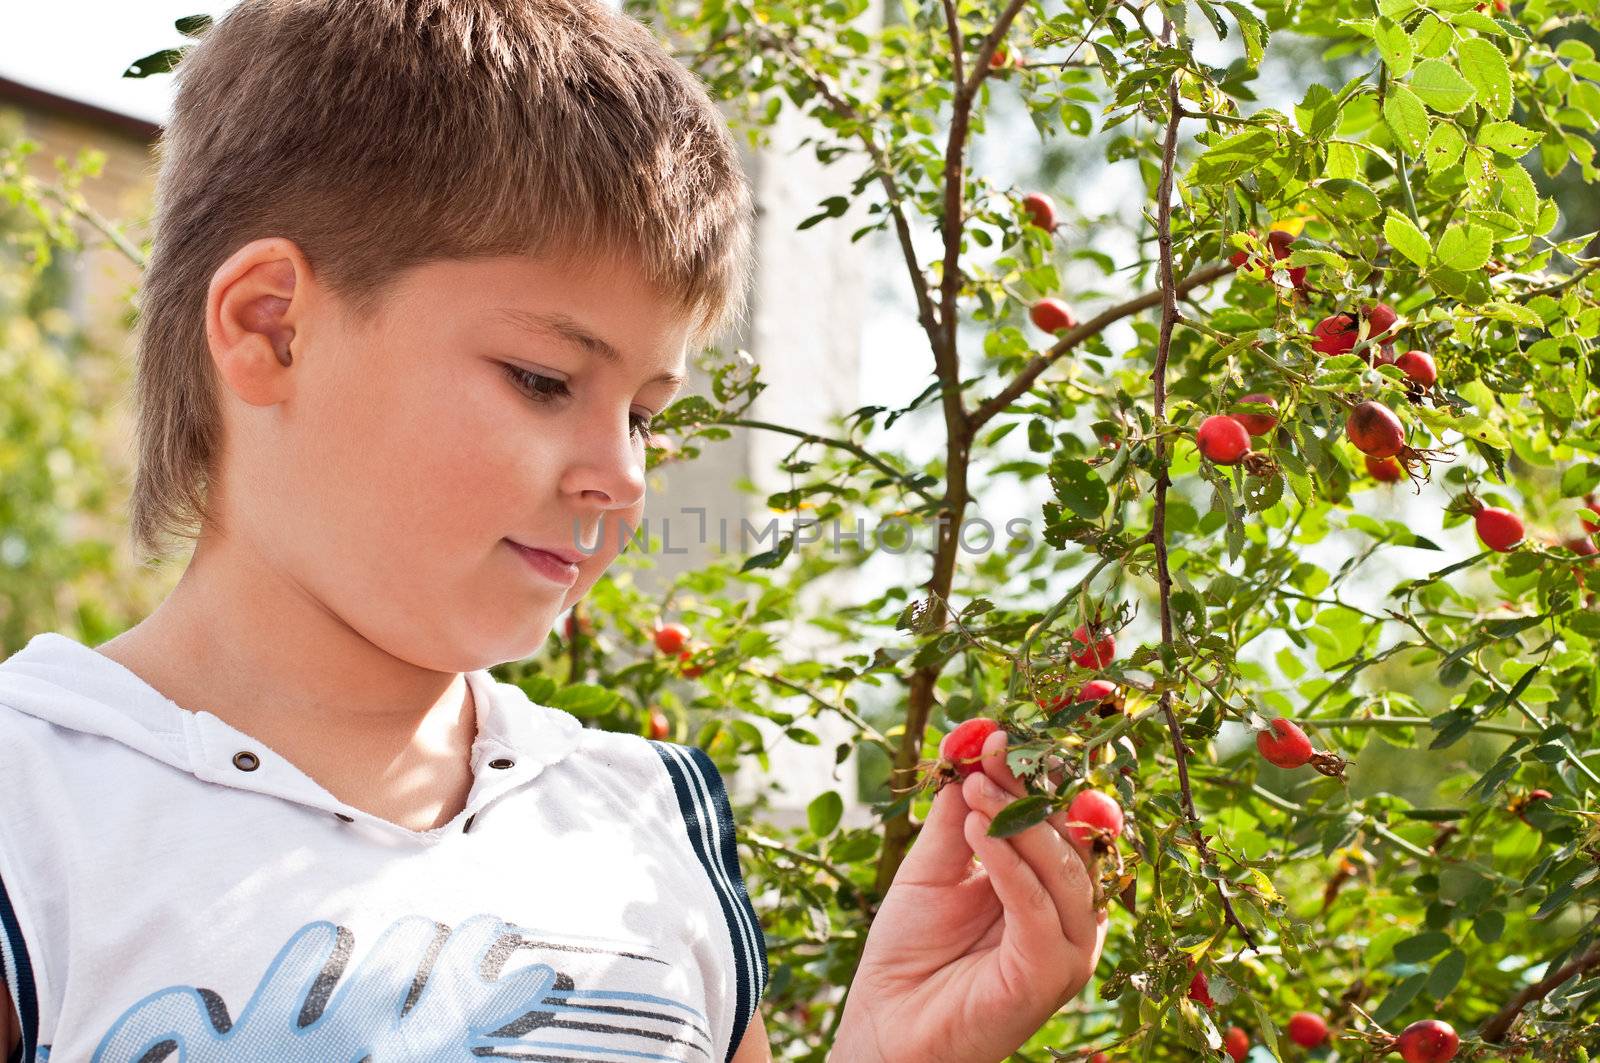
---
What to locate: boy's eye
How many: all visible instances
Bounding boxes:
[500,363,654,439]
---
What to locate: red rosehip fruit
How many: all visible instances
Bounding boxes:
[989,43,1014,69]
[1287,1011,1328,1047]
[1089,1054,1110,1063]
[1071,624,1116,668]
[1188,969,1215,1008]
[1022,192,1057,231]
[1346,400,1405,458]
[1030,298,1079,333]
[1396,1019,1459,1063]
[648,707,671,740]
[1367,455,1405,483]
[1257,718,1314,768]
[653,622,691,655]
[1233,393,1279,437]
[1065,788,1123,847]
[1395,350,1437,387]
[1364,302,1399,337]
[1474,506,1524,552]
[1197,414,1252,465]
[1312,314,1359,356]
[1566,535,1599,557]
[1079,678,1122,717]
[677,648,706,678]
[1223,1026,1250,1061]
[939,717,1001,777]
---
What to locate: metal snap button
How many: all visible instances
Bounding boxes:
[334,812,354,822]
[232,751,260,772]
[489,757,514,769]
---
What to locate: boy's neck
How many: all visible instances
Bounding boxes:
[95,532,480,831]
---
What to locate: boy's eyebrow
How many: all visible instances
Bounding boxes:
[490,307,687,389]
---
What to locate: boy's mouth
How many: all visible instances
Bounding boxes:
[505,538,582,583]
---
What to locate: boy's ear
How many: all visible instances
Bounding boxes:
[206,237,314,406]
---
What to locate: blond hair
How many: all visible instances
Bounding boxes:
[129,0,755,563]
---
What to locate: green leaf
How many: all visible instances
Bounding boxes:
[1373,971,1428,1026]
[1424,122,1467,172]
[1316,178,1382,221]
[1410,59,1475,113]
[1191,128,1279,185]
[1385,210,1432,266]
[1048,452,1110,519]
[1496,160,1539,222]
[548,683,623,718]
[989,794,1053,838]
[807,790,844,836]
[1478,120,1540,157]
[174,14,213,36]
[1560,463,1600,497]
[1383,85,1430,153]
[1375,18,1414,76]
[123,47,186,78]
[1426,949,1467,999]
[1458,37,1513,119]
[1435,223,1494,271]
[1394,931,1453,962]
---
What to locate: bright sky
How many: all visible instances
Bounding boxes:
[0,2,238,125]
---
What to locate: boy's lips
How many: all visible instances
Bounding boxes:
[505,538,583,565]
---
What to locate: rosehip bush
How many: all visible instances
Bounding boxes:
[608,0,1600,1056]
[89,1,1600,1061]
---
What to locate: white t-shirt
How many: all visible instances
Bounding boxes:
[0,631,768,1062]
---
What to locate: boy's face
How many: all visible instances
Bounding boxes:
[211,246,691,670]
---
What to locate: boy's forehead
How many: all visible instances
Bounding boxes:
[401,250,693,378]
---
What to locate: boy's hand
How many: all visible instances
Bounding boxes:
[830,727,1108,1063]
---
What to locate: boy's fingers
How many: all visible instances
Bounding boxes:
[893,777,976,888]
[962,769,1102,954]
[978,728,1024,795]
[962,809,1089,987]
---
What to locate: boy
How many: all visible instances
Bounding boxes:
[0,1,1106,1059]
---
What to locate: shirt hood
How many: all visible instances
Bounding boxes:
[0,631,586,837]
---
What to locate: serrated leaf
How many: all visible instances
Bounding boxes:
[1384,84,1430,153]
[1496,160,1539,222]
[1410,59,1476,113]
[1459,37,1513,119]
[1385,210,1432,266]
[1478,120,1539,157]
[1375,18,1414,76]
[1435,222,1494,271]
[1424,122,1467,173]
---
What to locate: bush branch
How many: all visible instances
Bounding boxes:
[1479,942,1600,1043]
[1149,34,1258,954]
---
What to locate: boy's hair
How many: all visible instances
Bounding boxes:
[129,0,755,563]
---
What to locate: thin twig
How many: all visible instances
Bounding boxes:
[969,262,1234,432]
[715,417,938,506]
[1479,942,1600,1043]
[1149,23,1258,955]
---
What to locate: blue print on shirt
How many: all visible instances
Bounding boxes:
[89,913,714,1062]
